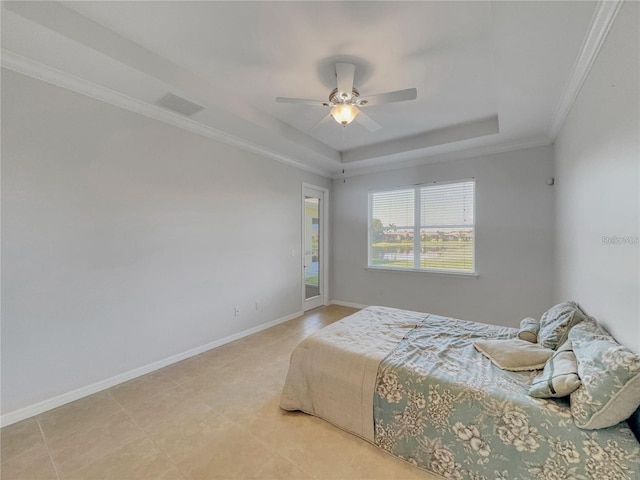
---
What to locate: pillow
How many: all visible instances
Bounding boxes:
[569,315,609,338]
[517,317,540,343]
[474,339,554,371]
[628,406,640,443]
[538,301,586,350]
[569,320,640,429]
[529,340,580,398]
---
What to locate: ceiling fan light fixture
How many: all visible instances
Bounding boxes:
[276,63,416,132]
[331,104,359,126]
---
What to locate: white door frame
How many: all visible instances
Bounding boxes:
[302,183,329,311]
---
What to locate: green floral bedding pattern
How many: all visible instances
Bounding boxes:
[373,314,640,480]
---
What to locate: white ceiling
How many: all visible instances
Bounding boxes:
[2,1,601,177]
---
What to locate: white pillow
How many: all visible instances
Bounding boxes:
[529,341,581,398]
[517,317,540,343]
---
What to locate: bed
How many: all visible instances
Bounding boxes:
[280,306,640,480]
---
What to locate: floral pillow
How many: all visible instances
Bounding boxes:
[537,301,586,350]
[517,317,540,343]
[569,320,640,429]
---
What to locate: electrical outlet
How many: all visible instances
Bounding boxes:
[255,300,259,311]
[234,307,239,316]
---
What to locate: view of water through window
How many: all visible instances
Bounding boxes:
[369,180,475,272]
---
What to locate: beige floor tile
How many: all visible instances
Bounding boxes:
[192,361,268,392]
[275,319,314,337]
[305,306,358,325]
[197,341,249,367]
[203,384,277,424]
[178,367,278,424]
[221,351,289,387]
[245,322,303,346]
[267,318,305,334]
[244,399,366,479]
[344,441,436,479]
[177,372,222,400]
[160,356,222,385]
[257,368,291,394]
[205,335,277,366]
[38,391,124,443]
[145,410,234,465]
[276,418,367,478]
[253,334,299,358]
[45,410,146,477]
[238,360,290,395]
[301,321,331,336]
[119,386,212,430]
[230,332,274,351]
[109,371,179,410]
[63,437,184,480]
[175,424,291,480]
[240,397,314,437]
[244,452,313,480]
[0,443,58,480]
[267,332,306,354]
[0,418,45,462]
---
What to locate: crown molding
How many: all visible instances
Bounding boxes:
[548,0,623,141]
[1,49,332,178]
[1,50,547,182]
[332,136,552,180]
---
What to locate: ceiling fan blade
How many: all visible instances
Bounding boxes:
[276,97,329,107]
[335,63,356,100]
[358,88,417,107]
[355,110,381,132]
[308,113,334,131]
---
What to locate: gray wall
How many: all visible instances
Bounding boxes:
[554,1,639,352]
[1,70,330,415]
[331,146,556,326]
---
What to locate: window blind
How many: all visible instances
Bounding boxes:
[369,179,475,273]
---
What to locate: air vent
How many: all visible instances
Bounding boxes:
[156,93,204,117]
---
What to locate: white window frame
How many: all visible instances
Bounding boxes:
[367,178,477,277]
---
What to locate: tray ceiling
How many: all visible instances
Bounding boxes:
[2,1,604,176]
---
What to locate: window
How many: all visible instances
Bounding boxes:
[368,179,475,274]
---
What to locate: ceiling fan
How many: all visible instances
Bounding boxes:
[276,63,417,131]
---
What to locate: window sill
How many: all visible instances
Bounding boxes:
[366,266,479,279]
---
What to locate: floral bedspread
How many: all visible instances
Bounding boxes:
[373,314,640,480]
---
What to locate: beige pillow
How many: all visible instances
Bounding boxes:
[474,339,554,371]
[529,340,581,398]
[517,317,540,343]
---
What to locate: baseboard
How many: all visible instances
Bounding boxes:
[329,300,369,309]
[0,310,303,427]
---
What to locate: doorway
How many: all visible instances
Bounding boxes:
[302,184,327,311]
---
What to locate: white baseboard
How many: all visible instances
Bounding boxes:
[329,300,370,309]
[0,310,303,427]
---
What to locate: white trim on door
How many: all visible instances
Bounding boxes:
[302,183,329,311]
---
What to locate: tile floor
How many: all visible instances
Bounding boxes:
[1,305,436,480]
